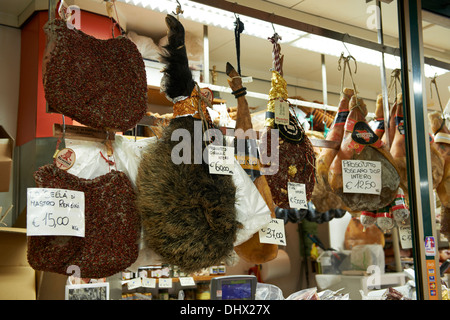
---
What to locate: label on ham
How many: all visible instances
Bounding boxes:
[288,182,308,209]
[26,187,85,237]
[274,99,290,126]
[342,160,382,195]
[277,114,305,143]
[395,116,405,135]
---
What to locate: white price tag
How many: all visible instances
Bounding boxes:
[274,100,290,126]
[208,145,235,175]
[179,277,196,287]
[259,218,287,246]
[288,182,308,209]
[27,188,85,237]
[398,225,412,249]
[127,278,142,290]
[158,278,173,288]
[142,277,156,288]
[342,160,381,195]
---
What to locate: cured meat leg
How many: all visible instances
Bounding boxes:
[429,111,450,239]
[389,93,408,191]
[226,62,278,264]
[136,15,239,273]
[391,95,444,193]
[316,88,353,190]
[328,95,400,212]
[371,94,386,140]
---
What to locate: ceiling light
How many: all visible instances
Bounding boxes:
[117,0,448,78]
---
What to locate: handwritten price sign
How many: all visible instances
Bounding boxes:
[259,218,287,246]
[208,145,235,175]
[342,160,381,195]
[288,182,308,209]
[27,188,85,237]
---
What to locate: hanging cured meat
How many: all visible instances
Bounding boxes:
[226,62,278,264]
[390,94,444,193]
[370,94,386,140]
[42,18,147,132]
[259,34,316,209]
[309,130,350,214]
[28,164,141,279]
[316,88,353,191]
[328,94,401,212]
[429,111,450,239]
[136,15,239,273]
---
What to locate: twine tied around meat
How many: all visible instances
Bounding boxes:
[430,74,446,135]
[268,33,283,76]
[338,53,361,111]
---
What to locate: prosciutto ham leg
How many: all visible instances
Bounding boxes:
[316,88,353,190]
[328,95,400,212]
[226,62,278,264]
[429,111,450,239]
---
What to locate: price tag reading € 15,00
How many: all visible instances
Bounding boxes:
[288,182,308,209]
[342,160,381,195]
[208,145,235,175]
[259,218,286,246]
[26,188,85,237]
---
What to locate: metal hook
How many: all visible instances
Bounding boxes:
[172,0,184,19]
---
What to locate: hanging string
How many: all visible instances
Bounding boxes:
[234,14,245,76]
[172,0,184,20]
[387,68,401,104]
[268,32,283,76]
[430,74,446,134]
[338,52,359,110]
[105,0,123,37]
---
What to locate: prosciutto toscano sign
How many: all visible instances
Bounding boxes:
[342,160,381,195]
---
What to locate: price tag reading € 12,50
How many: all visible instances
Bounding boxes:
[26,188,85,237]
[259,218,287,246]
[208,145,235,175]
[342,160,381,195]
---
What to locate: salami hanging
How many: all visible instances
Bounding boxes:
[28,163,140,279]
[42,17,147,132]
[259,33,316,209]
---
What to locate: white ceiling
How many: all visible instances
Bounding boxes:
[1,0,449,114]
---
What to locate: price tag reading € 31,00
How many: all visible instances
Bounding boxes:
[26,188,85,237]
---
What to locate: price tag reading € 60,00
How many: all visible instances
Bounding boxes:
[342,160,381,195]
[26,188,85,237]
[208,145,235,175]
[259,218,287,246]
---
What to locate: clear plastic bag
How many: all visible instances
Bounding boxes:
[255,283,284,300]
[286,287,319,300]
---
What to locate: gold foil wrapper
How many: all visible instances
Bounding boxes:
[173,87,211,122]
[265,71,289,128]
